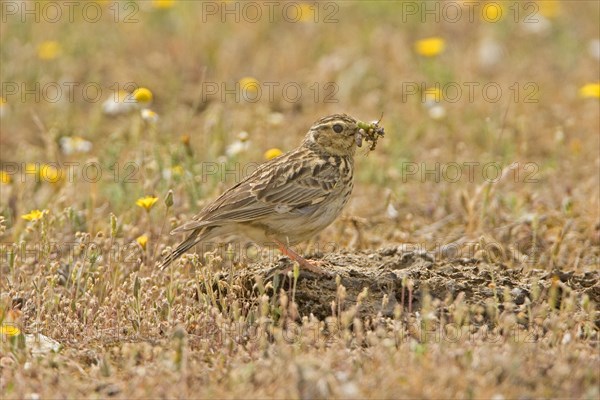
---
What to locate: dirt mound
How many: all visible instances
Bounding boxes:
[233,247,599,321]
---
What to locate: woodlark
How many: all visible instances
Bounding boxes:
[158,113,384,272]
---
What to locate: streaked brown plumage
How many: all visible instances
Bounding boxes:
[158,113,383,270]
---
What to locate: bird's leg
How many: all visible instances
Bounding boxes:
[273,239,328,275]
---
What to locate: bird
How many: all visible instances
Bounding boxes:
[158,113,384,272]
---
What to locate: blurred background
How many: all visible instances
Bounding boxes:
[0,0,598,264]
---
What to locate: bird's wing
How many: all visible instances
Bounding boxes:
[171,151,341,234]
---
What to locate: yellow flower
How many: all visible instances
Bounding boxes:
[40,164,62,184]
[132,87,153,105]
[162,165,185,180]
[579,83,600,98]
[298,3,316,22]
[415,37,445,57]
[37,41,62,60]
[24,163,62,183]
[21,209,45,221]
[264,148,283,160]
[171,165,184,176]
[136,235,149,250]
[481,2,503,22]
[239,77,260,93]
[152,0,175,9]
[0,171,11,184]
[136,195,159,211]
[423,87,442,103]
[0,323,21,336]
[537,0,560,18]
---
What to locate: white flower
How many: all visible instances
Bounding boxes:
[521,16,551,35]
[237,131,249,141]
[478,38,503,68]
[102,90,137,116]
[59,136,93,155]
[225,140,250,157]
[386,203,399,219]
[267,112,284,126]
[141,109,159,124]
[428,105,446,120]
[225,131,251,157]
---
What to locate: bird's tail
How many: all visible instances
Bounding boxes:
[157,230,201,270]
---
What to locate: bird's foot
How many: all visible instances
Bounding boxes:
[266,260,332,282]
[273,240,331,276]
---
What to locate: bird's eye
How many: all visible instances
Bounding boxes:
[332,123,344,133]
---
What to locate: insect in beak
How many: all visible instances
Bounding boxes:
[355,129,365,147]
[356,115,385,151]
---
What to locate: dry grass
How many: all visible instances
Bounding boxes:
[1,1,599,398]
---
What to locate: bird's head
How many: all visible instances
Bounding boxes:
[303,113,384,157]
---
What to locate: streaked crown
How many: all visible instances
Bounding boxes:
[303,114,361,156]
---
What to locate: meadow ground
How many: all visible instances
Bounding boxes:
[0,1,599,398]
